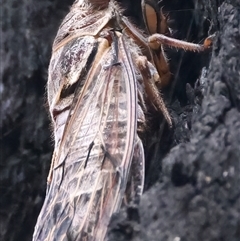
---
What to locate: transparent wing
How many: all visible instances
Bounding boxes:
[33,34,139,241]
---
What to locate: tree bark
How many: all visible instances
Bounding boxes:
[1,0,239,241]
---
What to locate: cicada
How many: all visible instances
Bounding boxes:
[33,0,212,240]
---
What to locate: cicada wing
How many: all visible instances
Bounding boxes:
[33,34,140,241]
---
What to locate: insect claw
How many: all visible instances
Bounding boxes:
[203,34,215,49]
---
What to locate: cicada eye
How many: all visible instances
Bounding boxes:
[141,0,159,34]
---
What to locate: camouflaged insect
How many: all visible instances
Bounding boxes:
[33,1,212,240]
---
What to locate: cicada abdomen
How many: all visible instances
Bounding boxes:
[33,1,212,240]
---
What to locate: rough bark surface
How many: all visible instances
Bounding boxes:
[1,0,239,241]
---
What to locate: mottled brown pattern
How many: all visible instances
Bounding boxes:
[33,1,212,240]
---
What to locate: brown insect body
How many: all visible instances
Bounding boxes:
[33,1,212,240]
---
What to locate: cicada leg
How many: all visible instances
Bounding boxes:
[135,55,172,127]
[124,0,213,88]
[148,33,213,52]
